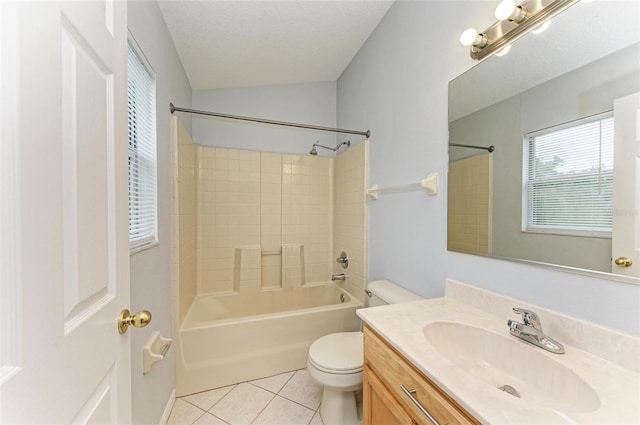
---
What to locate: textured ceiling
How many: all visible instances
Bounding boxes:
[158,0,394,90]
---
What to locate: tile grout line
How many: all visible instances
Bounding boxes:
[274,370,322,413]
[165,398,207,425]
[246,393,319,425]
[207,371,294,425]
[247,369,320,424]
[195,408,232,425]
[305,402,320,425]
[179,399,231,425]
[189,409,207,425]
[248,392,278,425]
[174,368,323,425]
[181,384,237,414]
[275,392,320,413]
[246,370,299,425]
[204,383,240,418]
[206,384,238,413]
[181,398,208,412]
[210,412,232,425]
[248,369,296,396]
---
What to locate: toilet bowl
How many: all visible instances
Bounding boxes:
[307,280,423,425]
[307,332,363,425]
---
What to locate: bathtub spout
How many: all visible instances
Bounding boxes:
[331,273,346,281]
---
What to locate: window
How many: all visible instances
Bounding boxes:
[523,114,613,237]
[127,42,157,252]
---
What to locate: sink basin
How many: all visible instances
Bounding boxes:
[423,321,600,414]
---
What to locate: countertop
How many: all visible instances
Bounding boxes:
[357,282,640,424]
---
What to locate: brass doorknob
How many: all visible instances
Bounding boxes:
[614,257,633,267]
[118,309,152,334]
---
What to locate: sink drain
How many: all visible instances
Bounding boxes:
[499,384,521,398]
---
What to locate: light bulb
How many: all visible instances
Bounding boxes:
[460,28,479,47]
[531,20,551,34]
[495,0,516,21]
[495,45,512,57]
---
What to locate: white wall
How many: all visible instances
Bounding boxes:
[192,82,340,156]
[337,0,640,335]
[128,1,192,423]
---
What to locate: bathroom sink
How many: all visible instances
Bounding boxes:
[423,321,600,414]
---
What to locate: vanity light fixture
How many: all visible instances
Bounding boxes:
[459,28,488,48]
[461,0,579,60]
[495,0,527,23]
[531,20,551,34]
[495,45,512,57]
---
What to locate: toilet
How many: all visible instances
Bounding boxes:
[307,280,423,425]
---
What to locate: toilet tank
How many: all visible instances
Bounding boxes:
[365,279,423,307]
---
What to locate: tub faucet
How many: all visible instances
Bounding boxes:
[331,273,346,281]
[507,307,565,354]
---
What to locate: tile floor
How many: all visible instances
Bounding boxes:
[167,369,326,425]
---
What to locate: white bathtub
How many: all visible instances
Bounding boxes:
[175,283,363,396]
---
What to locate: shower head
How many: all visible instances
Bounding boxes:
[308,140,351,156]
[337,140,351,150]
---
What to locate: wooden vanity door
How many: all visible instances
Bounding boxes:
[364,364,417,425]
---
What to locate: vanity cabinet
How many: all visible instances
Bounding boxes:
[363,324,480,425]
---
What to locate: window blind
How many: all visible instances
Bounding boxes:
[127,43,157,251]
[524,115,613,236]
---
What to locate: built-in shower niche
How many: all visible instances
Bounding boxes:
[232,246,261,293]
[259,247,282,290]
[282,244,305,288]
[231,244,306,292]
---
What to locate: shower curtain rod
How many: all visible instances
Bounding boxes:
[170,103,371,138]
[449,143,495,152]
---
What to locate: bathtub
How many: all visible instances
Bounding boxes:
[175,283,363,396]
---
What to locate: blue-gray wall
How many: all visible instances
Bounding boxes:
[337,0,640,335]
[192,82,339,156]
[128,1,192,423]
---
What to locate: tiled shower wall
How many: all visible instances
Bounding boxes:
[334,141,368,301]
[447,154,492,254]
[281,155,334,286]
[173,128,368,321]
[196,148,335,294]
[171,118,198,325]
[196,148,261,294]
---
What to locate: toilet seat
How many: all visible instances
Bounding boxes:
[308,331,363,375]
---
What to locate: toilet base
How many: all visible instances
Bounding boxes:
[319,387,360,425]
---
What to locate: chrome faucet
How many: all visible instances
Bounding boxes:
[336,251,349,269]
[331,273,346,281]
[507,308,565,354]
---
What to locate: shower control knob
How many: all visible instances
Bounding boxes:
[336,251,349,269]
[118,308,152,334]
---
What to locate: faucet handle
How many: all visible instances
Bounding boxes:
[512,307,542,330]
[336,251,349,269]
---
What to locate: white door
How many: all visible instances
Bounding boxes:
[612,92,640,278]
[0,1,131,423]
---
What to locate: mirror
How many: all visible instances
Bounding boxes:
[448,0,640,282]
